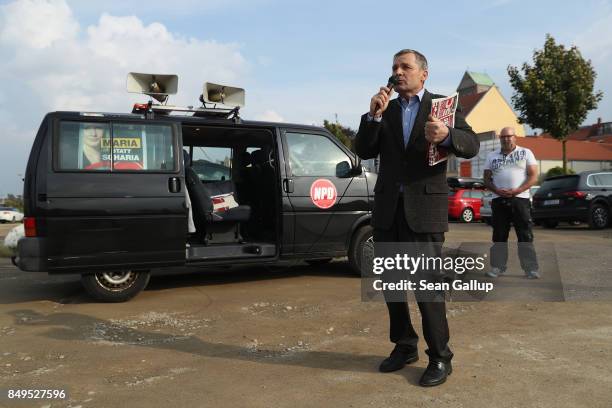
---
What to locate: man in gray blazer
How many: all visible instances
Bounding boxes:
[355,49,479,386]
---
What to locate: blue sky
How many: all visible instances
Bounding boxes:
[1,0,611,195]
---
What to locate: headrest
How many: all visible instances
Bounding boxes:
[251,149,267,165]
[241,151,252,167]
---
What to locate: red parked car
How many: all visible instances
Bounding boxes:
[448,188,485,223]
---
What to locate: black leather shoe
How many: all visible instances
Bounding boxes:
[419,361,452,386]
[378,346,419,373]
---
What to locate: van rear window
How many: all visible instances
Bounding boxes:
[56,121,176,172]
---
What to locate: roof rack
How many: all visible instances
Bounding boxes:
[131,102,241,122]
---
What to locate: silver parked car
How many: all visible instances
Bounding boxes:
[480,191,493,224]
[480,186,540,226]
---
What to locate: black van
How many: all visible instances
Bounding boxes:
[17,77,376,302]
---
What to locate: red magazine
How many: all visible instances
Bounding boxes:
[427,92,458,166]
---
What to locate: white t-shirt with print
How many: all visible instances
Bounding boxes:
[484,146,537,199]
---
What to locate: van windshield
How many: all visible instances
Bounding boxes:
[57,121,176,172]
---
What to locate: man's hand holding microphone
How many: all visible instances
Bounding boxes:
[369,75,398,119]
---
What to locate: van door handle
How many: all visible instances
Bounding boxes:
[168,177,181,193]
[283,178,294,193]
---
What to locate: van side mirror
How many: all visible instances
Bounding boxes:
[336,158,362,178]
[336,161,352,178]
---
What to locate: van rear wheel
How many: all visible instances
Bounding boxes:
[81,270,150,302]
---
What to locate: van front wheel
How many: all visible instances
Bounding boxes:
[348,225,374,275]
[81,270,150,302]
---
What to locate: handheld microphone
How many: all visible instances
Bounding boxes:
[373,75,400,115]
[386,74,399,93]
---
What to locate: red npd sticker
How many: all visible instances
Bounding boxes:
[310,179,337,209]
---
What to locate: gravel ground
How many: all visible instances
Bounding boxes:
[1,222,611,408]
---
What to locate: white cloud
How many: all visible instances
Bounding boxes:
[0,0,79,48]
[0,0,250,195]
[66,0,272,18]
[0,0,249,113]
[255,110,284,122]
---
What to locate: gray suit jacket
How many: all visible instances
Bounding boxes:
[355,90,479,233]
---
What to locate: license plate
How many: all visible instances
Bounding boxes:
[543,199,560,206]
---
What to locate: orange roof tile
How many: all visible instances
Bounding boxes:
[516,137,612,161]
[540,128,591,141]
[539,121,612,143]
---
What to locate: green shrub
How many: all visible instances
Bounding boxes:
[545,166,575,179]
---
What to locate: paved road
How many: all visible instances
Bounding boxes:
[1,223,611,408]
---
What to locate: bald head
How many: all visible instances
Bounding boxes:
[499,127,517,153]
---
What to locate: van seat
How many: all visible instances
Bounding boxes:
[202,180,251,222]
[184,149,251,243]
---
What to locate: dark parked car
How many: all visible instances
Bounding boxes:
[447,176,484,190]
[532,171,612,229]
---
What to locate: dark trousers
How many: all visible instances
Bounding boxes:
[490,197,539,272]
[373,196,453,363]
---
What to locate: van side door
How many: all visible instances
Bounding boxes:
[42,118,186,271]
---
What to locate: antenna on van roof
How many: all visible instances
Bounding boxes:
[127,72,178,118]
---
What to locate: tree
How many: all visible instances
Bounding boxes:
[508,34,603,173]
[324,119,356,151]
[3,194,23,211]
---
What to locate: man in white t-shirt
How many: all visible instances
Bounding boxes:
[483,127,540,278]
